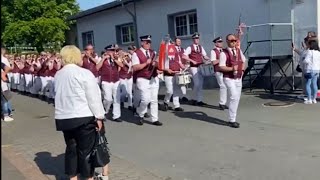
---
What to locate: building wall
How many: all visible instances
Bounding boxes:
[76,0,217,53]
[75,0,318,89]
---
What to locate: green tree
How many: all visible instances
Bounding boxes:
[1,0,79,52]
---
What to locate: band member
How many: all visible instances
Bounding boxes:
[132,35,163,126]
[163,40,186,111]
[211,37,228,110]
[219,34,246,128]
[97,44,123,122]
[183,32,210,106]
[11,56,21,90]
[23,56,34,93]
[119,46,134,110]
[30,55,42,95]
[17,56,26,92]
[82,44,100,82]
[175,38,189,102]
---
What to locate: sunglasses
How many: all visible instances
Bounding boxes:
[216,41,223,43]
[228,39,237,43]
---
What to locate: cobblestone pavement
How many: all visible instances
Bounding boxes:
[2,92,164,180]
[2,89,320,180]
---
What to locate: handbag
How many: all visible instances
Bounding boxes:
[296,64,302,73]
[91,131,110,167]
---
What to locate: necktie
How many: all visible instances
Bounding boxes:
[109,58,114,66]
[232,49,236,57]
[146,50,150,59]
[178,47,181,52]
[196,45,199,52]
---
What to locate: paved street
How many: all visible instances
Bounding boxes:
[2,89,320,180]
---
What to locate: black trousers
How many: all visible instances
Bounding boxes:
[63,117,97,178]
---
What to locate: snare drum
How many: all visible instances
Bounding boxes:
[175,72,191,85]
[199,63,214,76]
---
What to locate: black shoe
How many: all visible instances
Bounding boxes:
[113,118,122,122]
[181,97,189,102]
[196,101,206,106]
[163,103,169,111]
[174,107,184,111]
[229,122,240,128]
[128,106,133,110]
[144,113,150,118]
[224,105,229,109]
[152,121,163,126]
[219,104,225,110]
[137,117,144,126]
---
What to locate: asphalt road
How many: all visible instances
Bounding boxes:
[2,89,320,180]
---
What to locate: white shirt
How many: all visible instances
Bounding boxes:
[219,47,246,67]
[1,56,10,67]
[54,64,105,119]
[184,44,207,57]
[210,47,223,61]
[132,47,156,66]
[303,50,320,73]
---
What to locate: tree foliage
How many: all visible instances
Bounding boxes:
[1,0,79,52]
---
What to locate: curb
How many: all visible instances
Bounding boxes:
[2,145,50,180]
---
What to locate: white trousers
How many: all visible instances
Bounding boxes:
[215,72,228,105]
[224,78,242,122]
[136,77,159,122]
[46,77,55,98]
[164,76,182,108]
[101,81,121,119]
[40,76,49,96]
[24,74,33,93]
[120,78,133,106]
[133,83,140,108]
[11,73,20,90]
[190,67,204,102]
[18,74,25,92]
[32,76,42,94]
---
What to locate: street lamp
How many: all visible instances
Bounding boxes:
[117,0,139,47]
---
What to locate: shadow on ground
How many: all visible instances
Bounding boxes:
[34,152,68,180]
[174,111,230,127]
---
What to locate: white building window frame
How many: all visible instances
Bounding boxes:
[82,31,95,48]
[120,24,135,45]
[174,12,198,38]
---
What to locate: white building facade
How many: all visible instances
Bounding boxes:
[70,0,319,88]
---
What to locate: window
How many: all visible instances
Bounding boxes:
[82,31,94,48]
[121,24,135,44]
[116,23,135,45]
[174,12,198,37]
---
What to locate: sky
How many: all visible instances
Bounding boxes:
[77,0,114,10]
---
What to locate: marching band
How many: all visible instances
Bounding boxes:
[5,32,247,128]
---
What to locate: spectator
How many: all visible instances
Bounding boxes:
[54,45,109,180]
[1,62,14,122]
[302,40,320,104]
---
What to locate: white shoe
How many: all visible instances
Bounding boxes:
[312,99,317,104]
[3,116,14,122]
[95,173,109,180]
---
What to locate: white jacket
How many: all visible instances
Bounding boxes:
[302,50,320,73]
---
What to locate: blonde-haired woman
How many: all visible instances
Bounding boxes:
[55,45,109,180]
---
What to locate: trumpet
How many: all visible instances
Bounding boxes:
[117,51,130,62]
